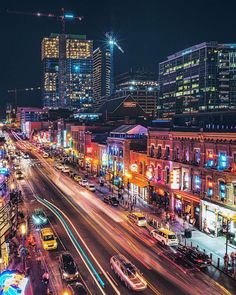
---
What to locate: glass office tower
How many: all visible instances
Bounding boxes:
[158,42,236,118]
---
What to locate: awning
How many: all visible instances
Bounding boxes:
[173,190,201,204]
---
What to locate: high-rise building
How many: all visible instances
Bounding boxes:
[93,47,111,106]
[42,33,93,109]
[115,69,158,116]
[158,42,236,118]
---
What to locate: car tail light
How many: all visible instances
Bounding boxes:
[196,259,203,263]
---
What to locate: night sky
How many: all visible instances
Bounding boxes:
[1,0,236,116]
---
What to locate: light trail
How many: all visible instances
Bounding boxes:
[34,195,107,294]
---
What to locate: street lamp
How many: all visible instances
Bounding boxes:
[20,223,27,272]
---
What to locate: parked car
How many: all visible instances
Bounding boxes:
[59,252,79,281]
[79,179,89,187]
[128,212,147,227]
[103,195,119,206]
[150,228,178,246]
[74,175,82,182]
[66,282,87,294]
[177,246,212,268]
[55,163,64,170]
[110,254,147,291]
[15,170,24,180]
[86,183,96,192]
[62,166,70,173]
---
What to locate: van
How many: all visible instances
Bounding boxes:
[150,228,178,246]
[40,227,58,250]
[128,212,147,227]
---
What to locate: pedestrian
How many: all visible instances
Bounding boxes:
[230,252,235,269]
[224,253,229,271]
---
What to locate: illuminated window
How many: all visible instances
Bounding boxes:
[219,181,226,201]
[218,152,227,170]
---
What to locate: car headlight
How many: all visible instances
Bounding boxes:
[75,271,79,276]
[63,272,69,278]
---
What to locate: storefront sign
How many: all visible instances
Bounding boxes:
[123,101,137,108]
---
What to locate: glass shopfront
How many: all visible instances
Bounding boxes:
[202,200,236,244]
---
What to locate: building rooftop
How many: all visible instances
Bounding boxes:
[111,124,147,135]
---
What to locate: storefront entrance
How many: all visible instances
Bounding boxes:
[202,200,236,243]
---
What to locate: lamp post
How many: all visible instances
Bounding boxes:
[20,223,27,272]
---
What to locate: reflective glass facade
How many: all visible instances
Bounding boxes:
[158,42,236,118]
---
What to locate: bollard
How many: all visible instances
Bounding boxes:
[196,245,199,250]
[184,238,187,246]
[191,241,192,248]
[210,253,212,260]
[217,257,220,268]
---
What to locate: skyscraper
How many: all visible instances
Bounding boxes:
[158,42,236,118]
[42,33,93,109]
[93,47,111,106]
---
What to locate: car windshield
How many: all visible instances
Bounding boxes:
[43,234,55,241]
[168,234,177,239]
[138,216,146,221]
[63,255,76,272]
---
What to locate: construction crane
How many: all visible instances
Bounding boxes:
[105,32,124,95]
[7,8,83,107]
[7,8,83,34]
[7,87,41,109]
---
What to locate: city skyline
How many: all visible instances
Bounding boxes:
[1,0,236,112]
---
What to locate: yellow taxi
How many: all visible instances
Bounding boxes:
[40,227,58,250]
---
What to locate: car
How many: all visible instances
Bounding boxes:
[43,152,49,158]
[86,183,96,192]
[59,252,79,281]
[177,246,212,268]
[150,228,178,246]
[74,175,82,182]
[40,227,57,250]
[110,254,147,291]
[103,195,119,206]
[55,163,64,170]
[23,153,29,159]
[79,179,89,187]
[62,166,70,173]
[15,170,24,180]
[14,164,21,171]
[66,282,87,295]
[32,208,48,226]
[128,212,147,227]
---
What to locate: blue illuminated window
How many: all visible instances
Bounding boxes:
[218,152,227,170]
[207,188,213,197]
[195,175,201,189]
[219,181,226,201]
